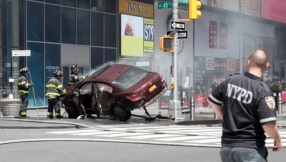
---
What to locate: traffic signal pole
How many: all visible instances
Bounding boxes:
[171,0,183,120]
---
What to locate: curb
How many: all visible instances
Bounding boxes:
[0,118,94,129]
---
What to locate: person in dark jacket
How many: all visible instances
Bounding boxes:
[45,70,66,119]
[18,67,33,118]
[68,64,88,119]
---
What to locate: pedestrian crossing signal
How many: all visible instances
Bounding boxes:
[159,35,174,53]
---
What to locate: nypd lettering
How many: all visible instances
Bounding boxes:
[226,83,253,104]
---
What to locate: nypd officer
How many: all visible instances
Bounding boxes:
[18,67,33,117]
[45,70,66,119]
[208,49,281,162]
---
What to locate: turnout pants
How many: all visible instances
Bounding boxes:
[47,97,61,117]
[20,94,29,117]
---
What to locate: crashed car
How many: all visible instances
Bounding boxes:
[61,64,168,121]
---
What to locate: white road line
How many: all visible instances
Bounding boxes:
[70,131,120,136]
[47,130,98,134]
[97,133,152,137]
[122,134,181,140]
[154,136,218,141]
[186,138,221,143]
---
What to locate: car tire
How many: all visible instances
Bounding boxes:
[113,106,131,121]
[65,105,79,119]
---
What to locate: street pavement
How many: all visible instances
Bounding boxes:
[1,103,286,149]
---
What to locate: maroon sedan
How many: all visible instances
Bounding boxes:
[62,64,168,121]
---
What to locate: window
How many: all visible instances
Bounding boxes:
[27,2,44,41]
[77,10,90,45]
[96,83,113,93]
[62,7,76,44]
[104,14,116,47]
[91,47,104,69]
[46,0,61,4]
[91,12,103,46]
[62,0,76,7]
[91,0,104,12]
[105,48,116,62]
[80,83,93,95]
[112,66,148,89]
[103,0,117,14]
[45,5,60,43]
[77,0,90,9]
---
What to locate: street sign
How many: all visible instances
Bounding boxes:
[157,1,172,9]
[177,31,188,39]
[12,50,31,57]
[156,0,189,9]
[171,21,185,30]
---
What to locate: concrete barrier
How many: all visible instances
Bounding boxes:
[0,98,21,116]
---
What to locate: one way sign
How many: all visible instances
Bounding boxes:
[170,21,185,30]
[177,31,188,39]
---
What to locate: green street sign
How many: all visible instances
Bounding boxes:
[156,0,189,9]
[157,1,172,9]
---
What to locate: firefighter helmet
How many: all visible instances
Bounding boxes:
[53,70,63,76]
[69,64,77,70]
[19,67,30,73]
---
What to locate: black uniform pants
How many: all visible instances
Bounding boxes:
[20,94,29,116]
[72,95,86,116]
[47,97,61,116]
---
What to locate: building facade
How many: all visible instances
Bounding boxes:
[0,0,286,109]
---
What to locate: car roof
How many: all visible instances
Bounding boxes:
[88,64,130,82]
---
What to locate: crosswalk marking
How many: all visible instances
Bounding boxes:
[122,134,181,140]
[97,133,151,137]
[45,126,286,148]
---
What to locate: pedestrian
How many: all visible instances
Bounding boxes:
[45,70,66,119]
[208,49,282,162]
[18,67,33,118]
[68,64,88,119]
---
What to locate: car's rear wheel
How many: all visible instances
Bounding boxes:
[113,106,131,121]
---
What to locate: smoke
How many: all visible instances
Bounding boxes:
[80,61,118,77]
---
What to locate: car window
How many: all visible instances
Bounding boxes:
[80,83,92,95]
[112,66,148,89]
[96,83,113,93]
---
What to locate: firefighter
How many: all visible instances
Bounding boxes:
[68,64,88,86]
[45,70,66,119]
[18,67,33,118]
[68,64,88,119]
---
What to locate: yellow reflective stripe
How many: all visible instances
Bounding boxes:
[55,113,60,116]
[47,112,53,115]
[46,84,57,88]
[21,112,27,115]
[25,83,29,88]
[75,76,78,79]
[62,89,66,94]
[46,92,60,96]
[68,82,74,85]
[57,85,63,88]
[19,90,29,93]
[18,81,26,85]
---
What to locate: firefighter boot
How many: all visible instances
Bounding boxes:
[47,112,54,119]
[55,111,63,119]
[20,111,27,118]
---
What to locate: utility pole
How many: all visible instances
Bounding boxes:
[171,0,183,120]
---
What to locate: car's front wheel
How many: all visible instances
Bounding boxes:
[113,106,131,121]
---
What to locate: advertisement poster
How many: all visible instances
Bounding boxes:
[219,23,227,49]
[209,21,218,49]
[143,18,154,56]
[240,0,261,17]
[261,0,286,24]
[206,58,215,70]
[159,88,189,110]
[200,0,239,12]
[121,14,143,56]
[27,42,44,107]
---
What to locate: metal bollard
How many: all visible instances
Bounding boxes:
[278,92,282,115]
[190,97,195,120]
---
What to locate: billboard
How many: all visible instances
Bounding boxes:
[121,14,154,57]
[261,0,286,24]
[200,0,239,12]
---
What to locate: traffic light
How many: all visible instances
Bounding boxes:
[189,0,202,20]
[159,35,174,52]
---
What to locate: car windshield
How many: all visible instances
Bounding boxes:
[112,66,148,89]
